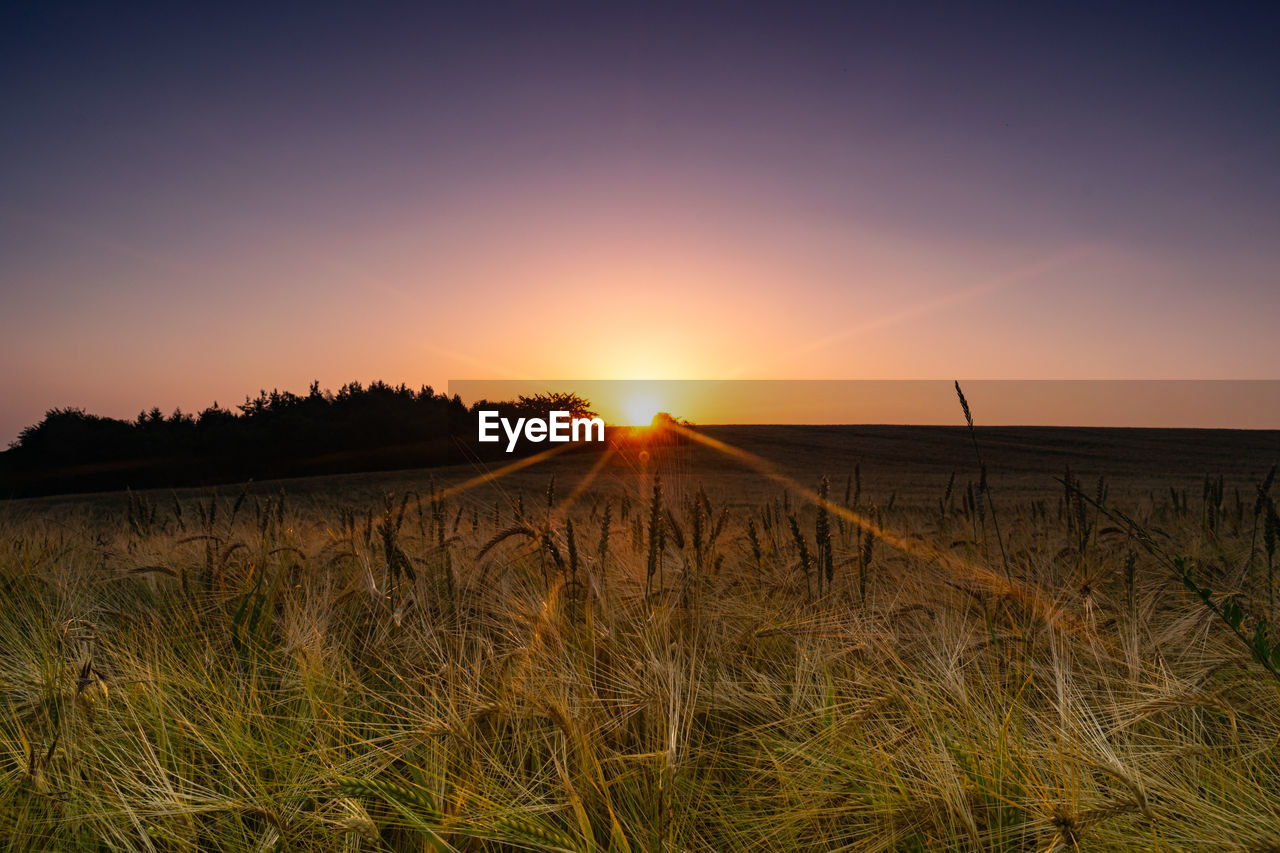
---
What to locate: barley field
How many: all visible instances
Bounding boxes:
[2,425,1279,851]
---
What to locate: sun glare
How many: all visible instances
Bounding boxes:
[622,392,662,426]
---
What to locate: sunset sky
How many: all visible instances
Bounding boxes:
[3,3,1279,442]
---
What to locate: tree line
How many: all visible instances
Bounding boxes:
[0,381,596,498]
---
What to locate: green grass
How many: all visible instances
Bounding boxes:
[1,428,1278,851]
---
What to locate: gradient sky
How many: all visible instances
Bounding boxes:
[3,2,1279,443]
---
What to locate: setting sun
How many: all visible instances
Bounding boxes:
[622,392,663,427]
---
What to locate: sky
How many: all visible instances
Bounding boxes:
[2,2,1279,442]
[452,380,1280,429]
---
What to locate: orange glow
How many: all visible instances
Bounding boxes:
[621,392,663,426]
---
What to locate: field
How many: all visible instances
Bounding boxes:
[2,424,1280,851]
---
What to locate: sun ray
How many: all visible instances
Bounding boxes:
[427,439,578,506]
[728,245,1096,378]
[550,444,616,524]
[666,421,1079,634]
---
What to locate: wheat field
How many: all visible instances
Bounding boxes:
[2,425,1279,851]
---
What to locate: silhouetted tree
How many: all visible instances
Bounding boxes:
[0,381,601,498]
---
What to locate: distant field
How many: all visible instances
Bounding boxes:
[13,425,1274,515]
[2,425,1279,850]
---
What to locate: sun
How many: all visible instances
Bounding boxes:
[622,392,662,427]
